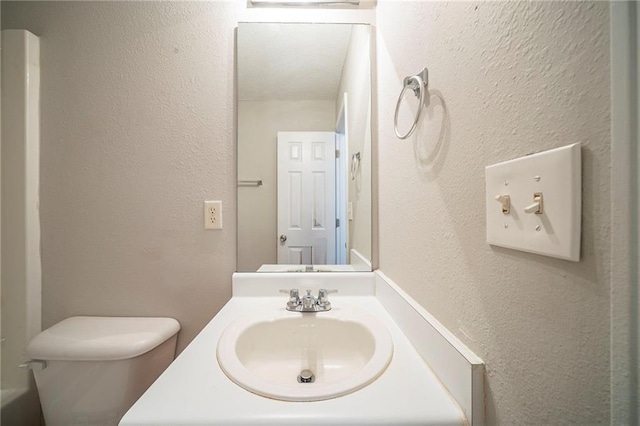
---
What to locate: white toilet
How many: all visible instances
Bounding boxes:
[23,316,180,426]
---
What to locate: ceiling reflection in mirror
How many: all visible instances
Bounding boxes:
[237,23,372,272]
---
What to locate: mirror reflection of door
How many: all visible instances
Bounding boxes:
[277,132,336,265]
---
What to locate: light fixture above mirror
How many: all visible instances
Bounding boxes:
[250,0,360,6]
[236,22,372,273]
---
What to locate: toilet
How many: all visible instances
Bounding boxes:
[23,316,180,426]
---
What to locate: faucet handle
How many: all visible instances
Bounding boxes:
[318,289,337,299]
[317,289,337,310]
[279,289,300,309]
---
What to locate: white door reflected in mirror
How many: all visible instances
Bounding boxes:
[277,132,337,265]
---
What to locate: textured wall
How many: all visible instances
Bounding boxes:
[1,1,239,353]
[376,1,611,424]
[237,100,335,271]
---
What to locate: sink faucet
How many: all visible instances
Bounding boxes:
[280,289,337,312]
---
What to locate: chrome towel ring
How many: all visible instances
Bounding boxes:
[394,67,429,140]
[350,152,361,181]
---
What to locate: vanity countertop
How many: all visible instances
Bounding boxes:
[120,278,466,426]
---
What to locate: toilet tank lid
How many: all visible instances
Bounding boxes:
[25,316,181,361]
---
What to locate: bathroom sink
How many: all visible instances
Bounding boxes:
[216,306,393,401]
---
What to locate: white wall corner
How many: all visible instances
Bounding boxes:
[1,28,42,424]
[609,1,639,424]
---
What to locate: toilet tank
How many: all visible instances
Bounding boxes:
[24,316,180,426]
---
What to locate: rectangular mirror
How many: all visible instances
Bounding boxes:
[236,22,372,272]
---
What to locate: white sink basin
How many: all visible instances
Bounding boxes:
[216,306,394,401]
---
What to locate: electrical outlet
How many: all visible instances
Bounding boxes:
[204,200,222,230]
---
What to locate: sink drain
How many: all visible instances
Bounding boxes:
[297,369,315,383]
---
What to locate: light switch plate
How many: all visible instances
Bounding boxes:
[485,143,581,261]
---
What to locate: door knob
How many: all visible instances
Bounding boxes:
[280,234,287,243]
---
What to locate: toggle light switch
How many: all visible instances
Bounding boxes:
[494,195,511,214]
[524,193,543,214]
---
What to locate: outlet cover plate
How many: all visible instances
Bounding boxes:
[485,143,581,261]
[204,200,222,230]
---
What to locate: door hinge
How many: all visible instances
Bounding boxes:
[335,149,340,159]
[336,218,340,227]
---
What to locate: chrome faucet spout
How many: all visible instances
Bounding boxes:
[302,290,315,310]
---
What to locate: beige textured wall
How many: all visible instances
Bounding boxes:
[376,1,611,424]
[1,1,239,353]
[237,100,335,271]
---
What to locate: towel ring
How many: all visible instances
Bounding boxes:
[350,152,361,181]
[394,68,428,140]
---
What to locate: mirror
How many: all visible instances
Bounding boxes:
[237,22,372,272]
